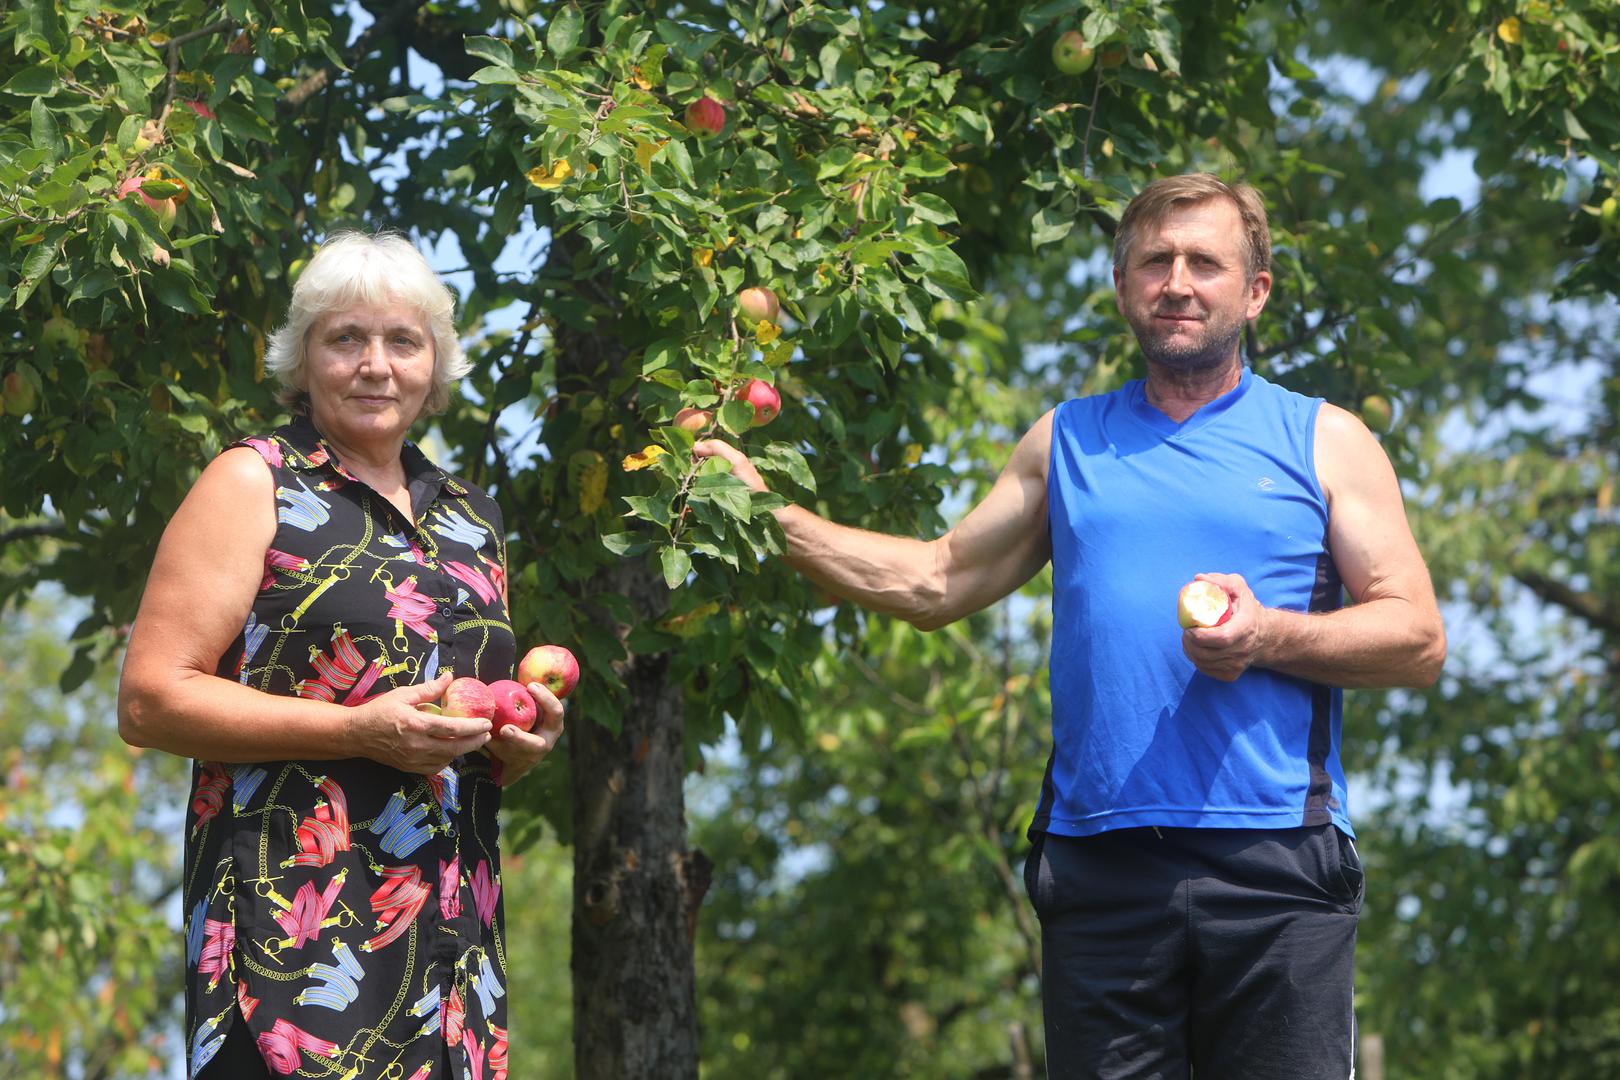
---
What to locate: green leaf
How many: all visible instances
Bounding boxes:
[760,443,816,493]
[548,4,585,58]
[466,36,515,67]
[2,66,57,98]
[1031,203,1075,248]
[622,494,673,529]
[14,230,63,309]
[718,400,754,435]
[643,336,683,375]
[602,531,651,557]
[30,97,63,161]
[660,545,692,588]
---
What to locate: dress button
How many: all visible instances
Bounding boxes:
[440,605,453,617]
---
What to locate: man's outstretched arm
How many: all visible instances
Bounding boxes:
[693,410,1056,631]
[1181,403,1447,688]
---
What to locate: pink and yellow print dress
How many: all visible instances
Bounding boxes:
[183,416,515,1078]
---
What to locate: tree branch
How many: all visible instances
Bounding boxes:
[0,521,67,550]
[1513,568,1620,637]
[1250,308,1349,362]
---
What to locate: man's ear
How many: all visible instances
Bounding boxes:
[1113,266,1126,318]
[1245,269,1272,321]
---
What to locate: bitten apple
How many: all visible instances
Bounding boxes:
[1177,580,1233,630]
[685,96,726,138]
[441,676,497,720]
[518,645,580,700]
[487,679,539,733]
[736,286,780,325]
[736,379,781,426]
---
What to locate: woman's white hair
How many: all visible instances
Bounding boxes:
[264,230,470,417]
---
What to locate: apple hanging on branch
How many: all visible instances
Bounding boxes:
[673,407,713,434]
[684,95,726,139]
[734,378,781,427]
[736,286,780,326]
[1051,30,1095,75]
[1177,579,1233,630]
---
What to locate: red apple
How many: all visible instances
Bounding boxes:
[674,407,713,434]
[735,379,781,427]
[488,679,539,733]
[116,176,176,228]
[1177,580,1233,630]
[441,676,497,720]
[1051,30,1095,75]
[518,645,580,700]
[736,286,780,326]
[685,96,726,138]
[1098,42,1128,68]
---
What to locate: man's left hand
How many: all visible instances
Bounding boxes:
[1180,572,1269,682]
[486,682,567,786]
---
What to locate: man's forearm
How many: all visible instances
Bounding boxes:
[775,504,943,626]
[1256,599,1446,689]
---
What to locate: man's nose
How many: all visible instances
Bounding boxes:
[1164,256,1193,295]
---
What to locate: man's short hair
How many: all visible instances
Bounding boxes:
[1112,174,1271,282]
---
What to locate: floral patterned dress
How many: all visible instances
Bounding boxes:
[183,416,515,1079]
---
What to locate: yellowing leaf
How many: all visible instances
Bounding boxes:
[902,444,922,466]
[149,31,171,45]
[754,320,781,345]
[1497,16,1522,44]
[622,445,669,471]
[526,159,573,190]
[569,449,608,514]
[693,248,714,268]
[816,731,841,752]
[633,139,667,171]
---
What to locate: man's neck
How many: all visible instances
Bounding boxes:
[1141,356,1244,423]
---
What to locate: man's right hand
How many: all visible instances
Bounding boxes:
[350,672,492,775]
[693,439,769,494]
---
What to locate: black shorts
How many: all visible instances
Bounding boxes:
[1024,824,1363,1080]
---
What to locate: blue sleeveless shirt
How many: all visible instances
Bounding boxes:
[1034,367,1353,838]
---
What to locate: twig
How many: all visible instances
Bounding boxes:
[277,0,431,116]
[157,19,237,123]
[471,299,545,488]
[1077,67,1104,178]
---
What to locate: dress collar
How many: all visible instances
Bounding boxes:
[278,414,469,497]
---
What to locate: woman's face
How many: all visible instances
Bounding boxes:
[303,302,435,450]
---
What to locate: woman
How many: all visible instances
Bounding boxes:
[117,232,563,1078]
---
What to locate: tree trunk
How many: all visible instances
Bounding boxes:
[570,564,708,1075]
[555,276,711,1075]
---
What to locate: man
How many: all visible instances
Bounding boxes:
[696,173,1445,1079]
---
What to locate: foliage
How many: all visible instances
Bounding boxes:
[3,0,1619,1075]
[0,592,186,1077]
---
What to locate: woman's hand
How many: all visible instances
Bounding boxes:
[348,673,492,775]
[485,681,566,787]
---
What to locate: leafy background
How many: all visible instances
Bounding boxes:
[2,0,1617,1076]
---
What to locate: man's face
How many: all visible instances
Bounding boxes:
[1113,198,1271,372]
